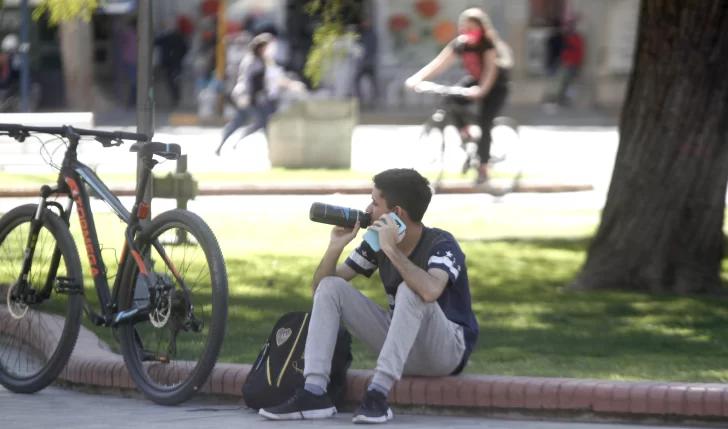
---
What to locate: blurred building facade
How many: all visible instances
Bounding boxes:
[156,0,639,111]
[0,0,639,111]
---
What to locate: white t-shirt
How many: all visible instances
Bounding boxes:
[265,64,285,99]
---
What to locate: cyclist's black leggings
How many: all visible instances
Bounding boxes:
[451,75,509,165]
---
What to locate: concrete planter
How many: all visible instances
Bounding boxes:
[267,98,359,169]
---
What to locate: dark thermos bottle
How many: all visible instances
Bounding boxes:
[309,202,371,228]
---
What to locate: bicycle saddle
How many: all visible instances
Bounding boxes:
[129,141,182,161]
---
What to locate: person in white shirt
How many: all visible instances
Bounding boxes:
[215,33,306,155]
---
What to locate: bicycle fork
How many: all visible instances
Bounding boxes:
[12,187,81,307]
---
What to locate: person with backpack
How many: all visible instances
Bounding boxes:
[259,168,479,424]
[215,31,304,155]
[404,8,513,188]
[215,33,276,156]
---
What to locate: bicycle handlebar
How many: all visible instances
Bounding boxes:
[0,123,148,144]
[413,81,471,98]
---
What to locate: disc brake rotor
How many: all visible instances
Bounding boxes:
[7,281,29,319]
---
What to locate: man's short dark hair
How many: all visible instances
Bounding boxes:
[373,168,432,223]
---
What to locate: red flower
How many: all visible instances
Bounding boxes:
[433,20,456,45]
[177,15,195,35]
[226,21,243,35]
[389,14,411,33]
[415,0,439,19]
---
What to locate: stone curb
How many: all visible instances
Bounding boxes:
[1,306,727,424]
[0,180,593,198]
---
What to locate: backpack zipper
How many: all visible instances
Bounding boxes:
[255,341,269,372]
[276,312,309,387]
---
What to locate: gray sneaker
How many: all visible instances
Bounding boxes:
[258,388,337,421]
[352,390,394,424]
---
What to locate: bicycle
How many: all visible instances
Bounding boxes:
[411,81,523,196]
[0,124,228,406]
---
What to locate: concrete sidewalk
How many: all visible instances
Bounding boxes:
[1,386,701,429]
[0,122,617,193]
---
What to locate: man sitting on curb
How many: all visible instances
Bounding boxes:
[259,168,480,424]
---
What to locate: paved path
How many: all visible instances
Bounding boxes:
[0,124,618,191]
[0,386,700,429]
[0,189,607,216]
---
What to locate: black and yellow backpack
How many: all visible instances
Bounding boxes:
[241,311,353,410]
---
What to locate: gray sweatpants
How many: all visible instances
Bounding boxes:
[303,276,466,392]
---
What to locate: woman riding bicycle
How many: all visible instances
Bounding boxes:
[405,7,513,185]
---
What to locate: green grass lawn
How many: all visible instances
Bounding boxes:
[0,168,532,188]
[3,203,728,383]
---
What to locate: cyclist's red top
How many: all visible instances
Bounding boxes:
[449,33,509,87]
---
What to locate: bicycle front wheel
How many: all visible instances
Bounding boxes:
[117,209,228,406]
[413,115,450,193]
[0,204,84,394]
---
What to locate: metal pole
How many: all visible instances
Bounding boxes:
[19,0,30,113]
[136,0,155,221]
[215,0,226,116]
[175,154,189,245]
[133,0,155,301]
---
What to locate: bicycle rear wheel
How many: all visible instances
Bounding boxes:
[117,209,228,406]
[488,116,520,165]
[0,204,84,394]
[488,116,523,196]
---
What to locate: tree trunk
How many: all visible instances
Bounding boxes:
[59,18,95,110]
[571,0,728,294]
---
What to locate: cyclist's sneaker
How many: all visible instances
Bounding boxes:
[258,388,337,420]
[352,389,394,424]
[475,165,506,196]
[475,164,488,185]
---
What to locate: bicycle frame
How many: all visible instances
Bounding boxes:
[15,130,187,328]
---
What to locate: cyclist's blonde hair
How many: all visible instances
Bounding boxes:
[458,8,514,70]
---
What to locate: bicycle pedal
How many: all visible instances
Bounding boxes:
[54,276,83,295]
[142,350,171,363]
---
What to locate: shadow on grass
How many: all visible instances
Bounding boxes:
[9,231,728,384]
[214,237,728,383]
[458,236,728,381]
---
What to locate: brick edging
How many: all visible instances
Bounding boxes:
[1,307,727,423]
